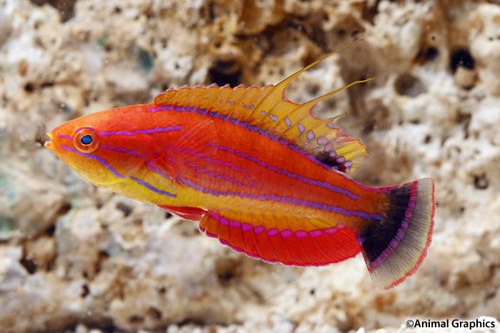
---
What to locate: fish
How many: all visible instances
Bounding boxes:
[45,41,435,289]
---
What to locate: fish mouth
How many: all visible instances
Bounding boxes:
[44,132,54,151]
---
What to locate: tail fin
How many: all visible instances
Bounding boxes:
[358,178,435,289]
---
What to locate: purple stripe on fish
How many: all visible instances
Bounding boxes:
[163,145,251,179]
[129,176,177,198]
[185,164,256,188]
[141,104,389,194]
[60,145,126,179]
[146,105,173,112]
[100,145,148,158]
[98,125,181,136]
[175,176,382,220]
[144,104,334,173]
[57,134,73,140]
[206,143,359,200]
[146,160,172,180]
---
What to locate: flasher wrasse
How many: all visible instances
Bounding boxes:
[45,42,435,289]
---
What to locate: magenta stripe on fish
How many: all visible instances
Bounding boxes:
[100,145,148,157]
[175,177,383,220]
[61,145,126,179]
[206,143,360,200]
[98,125,182,136]
[129,176,177,198]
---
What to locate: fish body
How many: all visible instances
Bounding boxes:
[46,42,435,289]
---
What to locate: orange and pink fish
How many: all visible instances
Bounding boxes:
[46,42,435,289]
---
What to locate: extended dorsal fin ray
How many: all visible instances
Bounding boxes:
[153,40,370,173]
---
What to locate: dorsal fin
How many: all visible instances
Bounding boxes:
[154,40,371,173]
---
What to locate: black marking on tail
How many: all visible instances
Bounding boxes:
[358,178,434,289]
[359,185,411,264]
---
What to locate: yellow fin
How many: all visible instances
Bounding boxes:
[153,40,371,173]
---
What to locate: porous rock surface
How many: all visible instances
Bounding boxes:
[1,0,500,332]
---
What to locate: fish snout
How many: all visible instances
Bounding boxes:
[44,132,55,151]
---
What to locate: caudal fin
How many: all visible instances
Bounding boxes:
[358,178,435,289]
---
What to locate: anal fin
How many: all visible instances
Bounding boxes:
[199,210,361,266]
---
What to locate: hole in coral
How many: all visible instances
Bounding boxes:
[424,134,432,144]
[307,84,320,96]
[41,82,55,88]
[24,83,35,93]
[474,174,489,190]
[450,49,475,73]
[208,2,216,21]
[20,257,37,274]
[137,48,154,73]
[147,307,162,320]
[394,73,426,97]
[361,0,381,24]
[215,258,240,286]
[116,202,133,217]
[454,111,472,138]
[96,200,103,209]
[30,0,77,22]
[165,212,173,219]
[45,224,56,236]
[425,47,439,61]
[81,284,90,297]
[128,315,144,324]
[208,60,242,87]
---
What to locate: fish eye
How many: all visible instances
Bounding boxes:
[74,128,100,153]
[80,135,93,145]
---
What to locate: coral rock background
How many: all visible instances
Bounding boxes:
[1,0,500,332]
